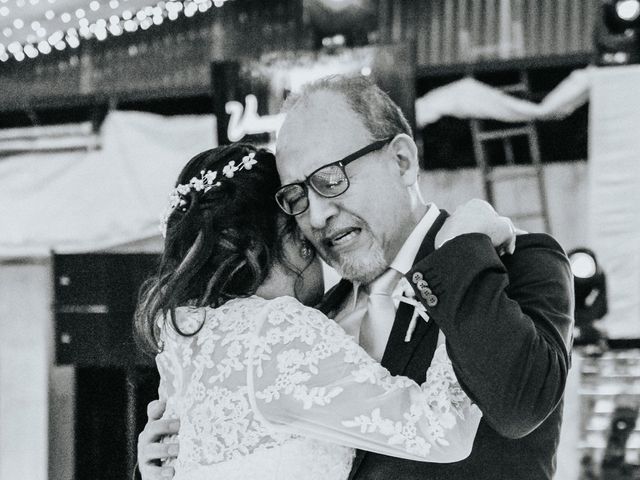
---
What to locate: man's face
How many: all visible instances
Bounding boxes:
[275,90,416,284]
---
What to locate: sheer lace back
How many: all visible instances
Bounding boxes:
[156,296,482,479]
[157,297,291,469]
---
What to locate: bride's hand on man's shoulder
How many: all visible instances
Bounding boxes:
[137,399,180,480]
[435,199,520,255]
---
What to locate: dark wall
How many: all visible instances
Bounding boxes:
[53,253,161,480]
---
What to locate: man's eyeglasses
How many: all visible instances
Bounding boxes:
[275,136,394,216]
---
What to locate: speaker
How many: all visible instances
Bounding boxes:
[53,253,159,366]
[53,253,162,480]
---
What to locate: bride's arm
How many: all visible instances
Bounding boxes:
[247,298,482,463]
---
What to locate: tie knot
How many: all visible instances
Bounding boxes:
[367,268,401,296]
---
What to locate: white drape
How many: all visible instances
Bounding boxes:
[416,64,640,337]
[0,111,216,259]
[587,65,640,339]
[416,67,591,126]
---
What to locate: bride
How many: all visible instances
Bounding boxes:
[135,144,482,480]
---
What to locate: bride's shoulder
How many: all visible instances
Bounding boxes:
[261,296,338,332]
[160,296,267,337]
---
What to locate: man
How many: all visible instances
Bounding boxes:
[138,75,574,479]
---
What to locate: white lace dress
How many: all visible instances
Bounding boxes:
[156,295,482,480]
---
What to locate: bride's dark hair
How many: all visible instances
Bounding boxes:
[135,144,305,354]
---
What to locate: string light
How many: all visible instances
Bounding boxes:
[37,40,50,53]
[0,0,232,63]
[24,43,38,57]
[0,0,228,62]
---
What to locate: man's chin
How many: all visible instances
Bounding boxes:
[330,257,387,285]
[317,239,387,284]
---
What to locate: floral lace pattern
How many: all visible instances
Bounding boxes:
[249,298,480,461]
[157,298,292,472]
[157,295,482,479]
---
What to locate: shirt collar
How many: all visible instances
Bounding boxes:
[346,204,440,311]
[389,203,440,274]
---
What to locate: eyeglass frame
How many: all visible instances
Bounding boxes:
[275,135,396,216]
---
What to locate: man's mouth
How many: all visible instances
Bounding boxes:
[324,227,362,248]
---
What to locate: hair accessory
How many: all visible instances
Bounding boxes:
[160,152,258,237]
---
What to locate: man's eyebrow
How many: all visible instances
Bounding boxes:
[281,172,308,185]
[284,163,325,185]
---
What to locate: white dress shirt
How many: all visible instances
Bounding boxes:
[334,204,441,343]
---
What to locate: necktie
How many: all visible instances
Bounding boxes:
[359,268,402,361]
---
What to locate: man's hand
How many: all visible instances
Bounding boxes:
[435,199,519,255]
[137,400,180,480]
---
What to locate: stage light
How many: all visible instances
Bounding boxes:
[569,248,608,322]
[570,251,597,279]
[568,248,609,348]
[304,0,377,48]
[595,0,640,65]
[616,0,640,21]
[601,404,640,477]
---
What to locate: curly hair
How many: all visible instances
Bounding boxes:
[135,144,304,354]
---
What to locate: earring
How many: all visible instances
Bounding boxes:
[300,241,313,259]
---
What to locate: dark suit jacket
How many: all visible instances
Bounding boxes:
[318,211,574,480]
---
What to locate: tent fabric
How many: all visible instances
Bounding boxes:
[587,65,640,339]
[0,110,216,259]
[416,67,591,126]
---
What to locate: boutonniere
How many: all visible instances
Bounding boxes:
[392,278,430,342]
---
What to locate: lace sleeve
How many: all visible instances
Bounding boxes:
[247,297,482,463]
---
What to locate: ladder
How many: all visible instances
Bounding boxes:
[469,72,552,233]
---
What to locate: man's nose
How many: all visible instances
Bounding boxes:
[305,189,339,230]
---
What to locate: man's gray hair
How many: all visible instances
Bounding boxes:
[282,75,413,141]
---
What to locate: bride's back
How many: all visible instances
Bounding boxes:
[156,296,355,480]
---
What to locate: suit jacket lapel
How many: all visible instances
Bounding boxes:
[380,209,449,375]
[414,209,449,266]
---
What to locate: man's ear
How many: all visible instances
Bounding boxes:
[388,134,419,187]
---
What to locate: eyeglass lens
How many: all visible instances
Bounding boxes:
[277,184,306,215]
[277,164,350,214]
[309,165,349,197]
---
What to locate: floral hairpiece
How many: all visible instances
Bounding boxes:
[160,152,258,237]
